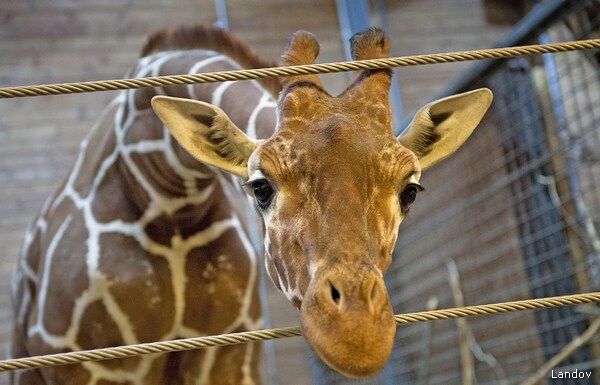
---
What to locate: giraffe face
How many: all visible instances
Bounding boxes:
[152,27,493,379]
[245,104,419,376]
[247,106,422,298]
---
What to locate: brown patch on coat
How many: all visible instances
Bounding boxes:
[98,232,176,343]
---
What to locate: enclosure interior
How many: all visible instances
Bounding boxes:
[1,1,600,385]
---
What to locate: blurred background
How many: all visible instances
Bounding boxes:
[1,0,599,384]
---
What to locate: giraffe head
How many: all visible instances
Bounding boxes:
[152,27,492,378]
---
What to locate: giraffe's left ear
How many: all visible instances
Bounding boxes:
[398,88,493,170]
[151,96,258,179]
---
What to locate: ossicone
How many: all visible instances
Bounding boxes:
[349,27,391,61]
[280,30,324,90]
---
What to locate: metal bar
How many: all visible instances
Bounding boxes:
[335,0,405,134]
[213,0,229,30]
[335,0,371,59]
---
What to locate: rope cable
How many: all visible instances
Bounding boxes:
[1,292,599,373]
[0,39,599,99]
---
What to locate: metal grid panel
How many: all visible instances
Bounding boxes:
[385,2,600,384]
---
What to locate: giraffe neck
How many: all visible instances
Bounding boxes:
[115,50,277,243]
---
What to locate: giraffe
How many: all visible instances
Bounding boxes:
[152,27,492,378]
[8,25,493,384]
[9,26,280,385]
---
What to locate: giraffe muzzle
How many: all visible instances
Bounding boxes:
[300,266,396,378]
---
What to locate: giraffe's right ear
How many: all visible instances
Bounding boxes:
[151,96,258,179]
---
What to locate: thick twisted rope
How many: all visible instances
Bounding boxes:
[1,292,599,373]
[1,39,599,99]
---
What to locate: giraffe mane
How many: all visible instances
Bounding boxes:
[141,25,282,97]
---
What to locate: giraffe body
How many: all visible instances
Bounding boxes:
[10,27,278,385]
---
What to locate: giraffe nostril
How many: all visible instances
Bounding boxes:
[370,280,378,303]
[329,280,341,306]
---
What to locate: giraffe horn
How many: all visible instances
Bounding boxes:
[350,26,391,61]
[344,27,392,96]
[280,30,324,89]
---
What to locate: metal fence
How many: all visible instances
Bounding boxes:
[383,1,600,384]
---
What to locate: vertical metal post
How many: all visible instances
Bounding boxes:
[213,0,230,30]
[335,0,405,134]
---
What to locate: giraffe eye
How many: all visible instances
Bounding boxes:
[251,180,274,209]
[400,183,423,211]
